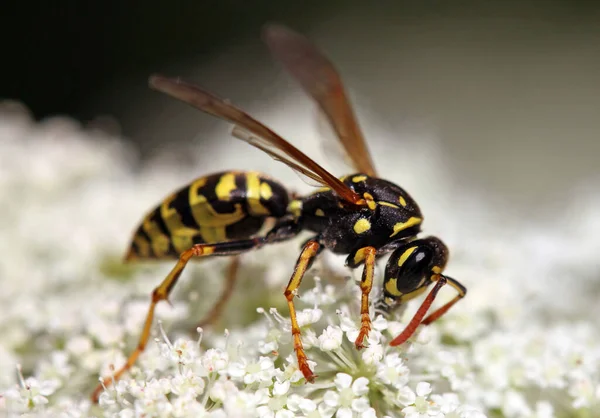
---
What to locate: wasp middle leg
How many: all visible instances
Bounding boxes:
[284,239,322,383]
[353,246,377,349]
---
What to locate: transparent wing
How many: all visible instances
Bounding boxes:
[231,125,324,187]
[149,75,366,206]
[262,23,378,177]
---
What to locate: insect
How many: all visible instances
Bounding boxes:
[92,23,466,402]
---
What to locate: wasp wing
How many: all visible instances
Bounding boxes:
[231,125,324,187]
[149,75,365,206]
[262,24,378,178]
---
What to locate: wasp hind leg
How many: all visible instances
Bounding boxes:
[91,219,301,403]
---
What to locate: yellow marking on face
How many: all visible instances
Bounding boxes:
[315,208,325,217]
[353,218,371,234]
[398,196,407,207]
[215,173,237,201]
[379,201,399,209]
[133,235,151,258]
[398,246,418,267]
[390,216,422,237]
[352,175,367,183]
[246,172,270,216]
[432,266,442,274]
[288,199,303,218]
[259,182,273,200]
[160,194,199,252]
[142,217,171,257]
[385,278,403,297]
[399,285,428,303]
[353,247,368,265]
[189,181,245,227]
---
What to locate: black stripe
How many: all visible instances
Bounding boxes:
[171,185,199,229]
[149,207,177,256]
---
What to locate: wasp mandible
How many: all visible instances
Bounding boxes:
[92,24,467,403]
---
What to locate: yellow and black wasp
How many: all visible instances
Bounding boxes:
[92,24,467,402]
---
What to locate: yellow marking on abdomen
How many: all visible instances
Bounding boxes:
[142,217,171,257]
[215,173,237,201]
[260,182,273,200]
[353,218,371,234]
[398,246,417,267]
[246,172,270,216]
[198,226,227,243]
[390,217,422,237]
[398,196,407,207]
[160,194,199,252]
[189,181,245,227]
[133,235,151,258]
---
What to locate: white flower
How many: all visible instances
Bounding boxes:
[399,382,441,417]
[228,356,276,385]
[376,352,409,387]
[4,376,57,409]
[201,348,229,373]
[2,102,600,418]
[318,326,344,351]
[322,373,371,417]
[170,368,206,397]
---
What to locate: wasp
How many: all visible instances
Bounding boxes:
[92,24,466,402]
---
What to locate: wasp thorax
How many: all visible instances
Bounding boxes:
[344,174,424,241]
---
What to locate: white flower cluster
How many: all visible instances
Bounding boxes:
[0,103,599,418]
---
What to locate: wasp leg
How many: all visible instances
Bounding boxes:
[389,276,447,346]
[193,256,241,330]
[91,220,301,403]
[354,246,376,350]
[421,276,466,325]
[284,239,321,383]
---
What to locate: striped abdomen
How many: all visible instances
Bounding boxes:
[126,171,290,260]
